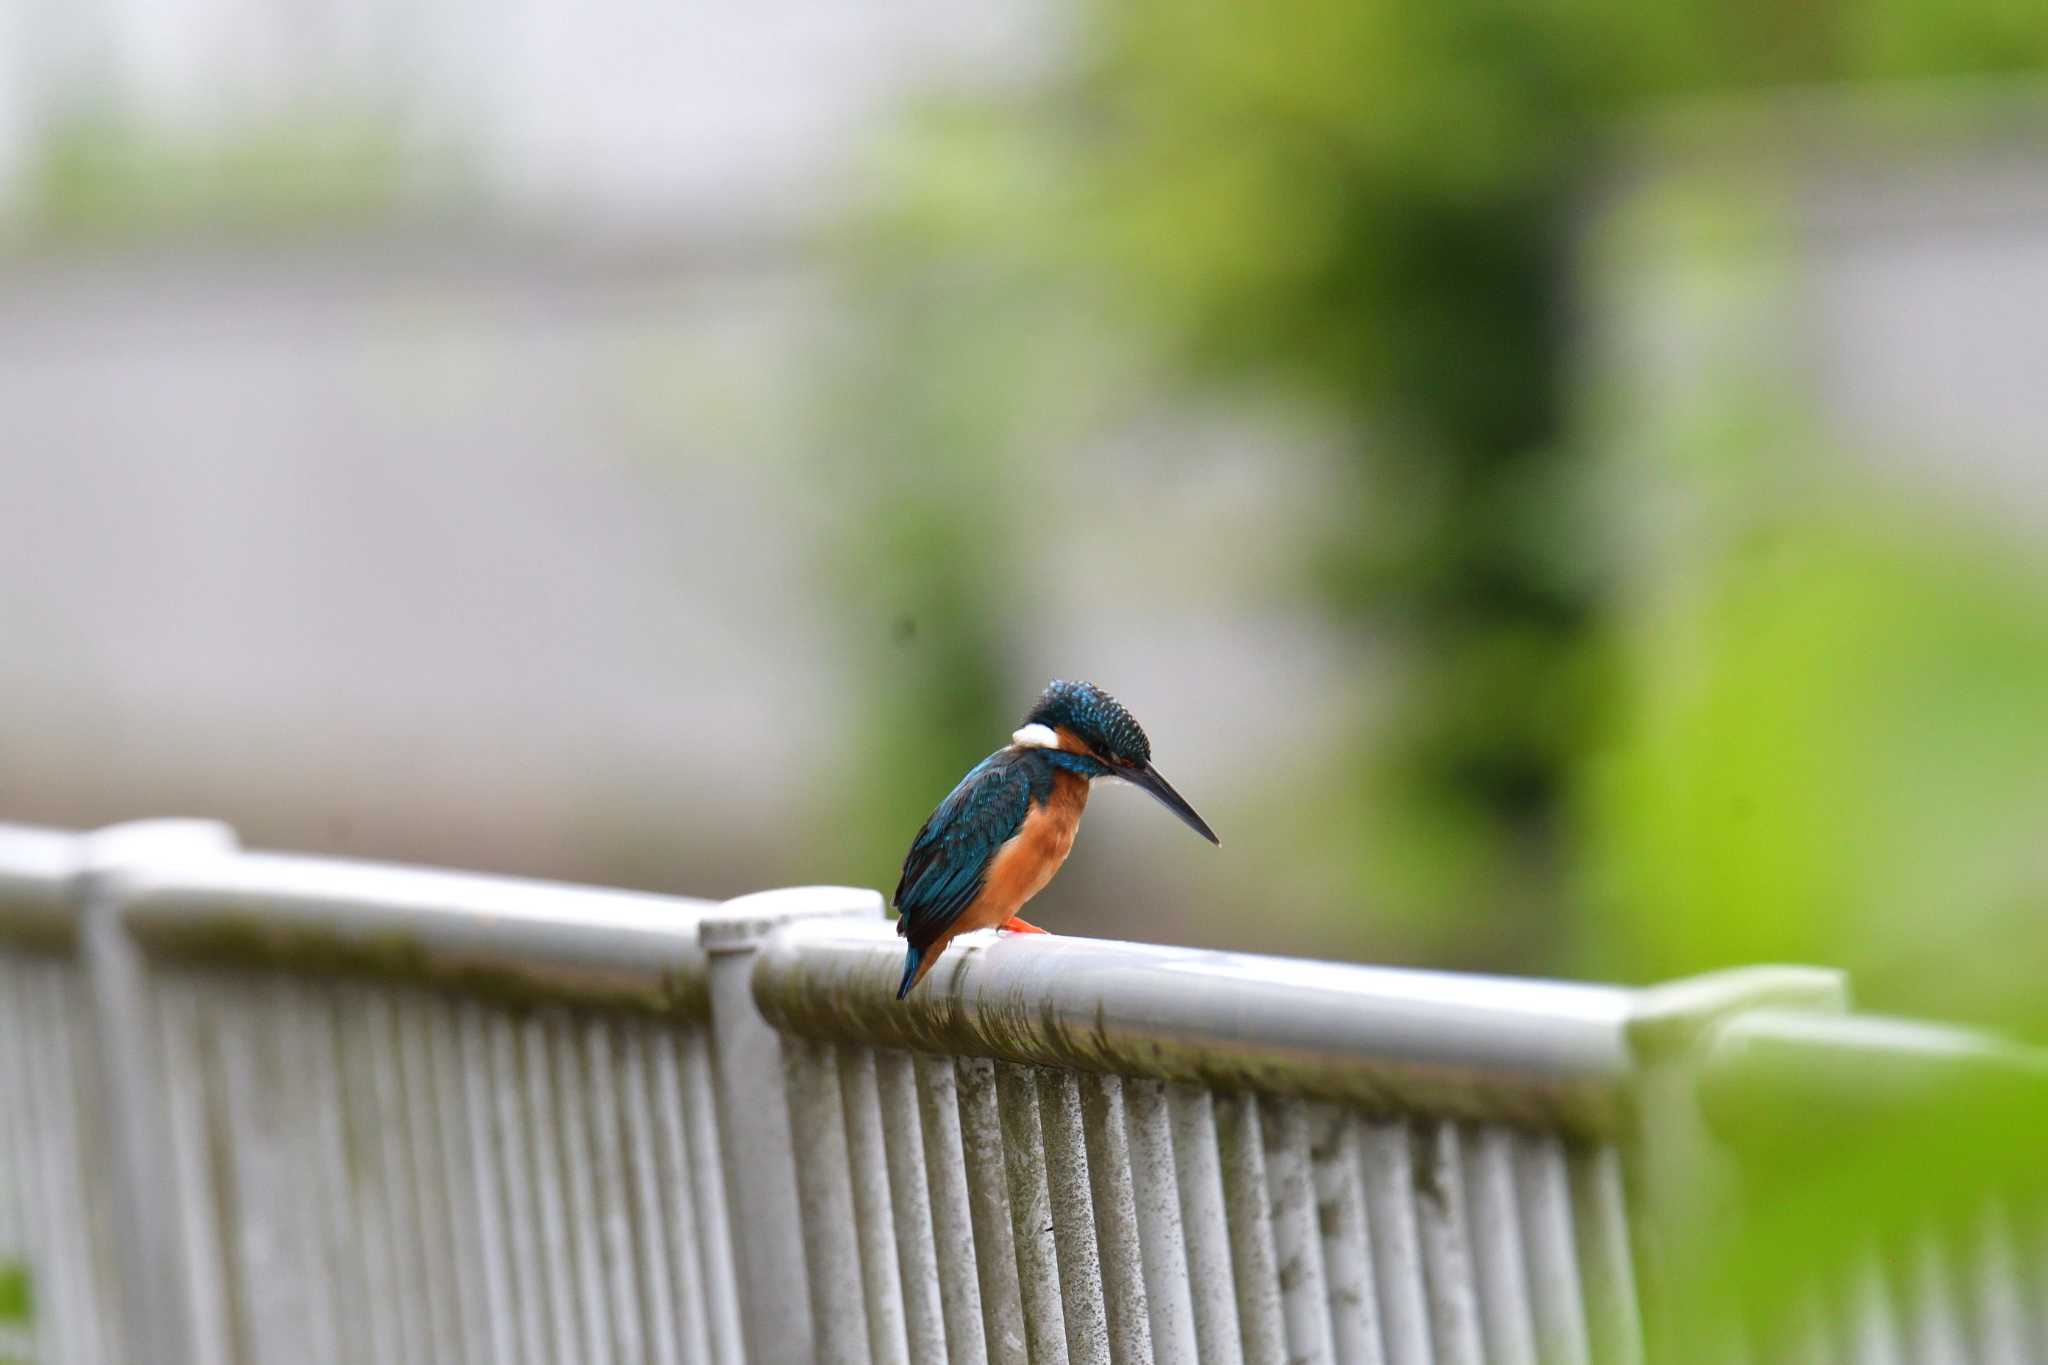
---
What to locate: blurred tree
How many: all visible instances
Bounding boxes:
[22,108,417,242]
[819,0,2048,963]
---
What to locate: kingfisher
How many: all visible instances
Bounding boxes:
[893,679,1219,998]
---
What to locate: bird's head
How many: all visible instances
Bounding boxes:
[1011,679,1220,845]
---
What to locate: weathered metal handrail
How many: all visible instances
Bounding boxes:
[7,824,2048,1364]
[116,841,760,1365]
[754,914,1640,1136]
[0,825,120,1365]
[0,823,81,945]
[744,912,1689,1365]
[1702,1005,2048,1143]
[116,846,720,1013]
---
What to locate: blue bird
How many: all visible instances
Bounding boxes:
[893,679,1219,998]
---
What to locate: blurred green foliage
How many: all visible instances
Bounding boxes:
[823,0,2048,971]
[18,108,418,244]
[1585,508,2048,1032]
[0,1260,27,1324]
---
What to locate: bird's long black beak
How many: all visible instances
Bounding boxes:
[1123,762,1221,845]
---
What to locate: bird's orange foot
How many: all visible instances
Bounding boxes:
[999,916,1050,934]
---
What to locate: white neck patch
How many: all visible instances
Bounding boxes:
[1011,723,1061,750]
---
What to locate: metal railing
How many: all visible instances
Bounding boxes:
[1698,1009,2048,1363]
[746,914,1655,1365]
[0,824,124,1365]
[0,821,785,1365]
[2,818,2043,1364]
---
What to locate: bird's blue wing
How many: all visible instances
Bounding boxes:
[894,751,1034,952]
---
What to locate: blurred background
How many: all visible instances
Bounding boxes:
[3,0,2046,1045]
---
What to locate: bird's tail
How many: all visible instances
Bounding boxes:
[896,947,922,1001]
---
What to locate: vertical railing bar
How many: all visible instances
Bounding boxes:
[285,979,361,1365]
[78,821,240,1365]
[1214,1090,1287,1365]
[0,956,31,1352]
[1782,1281,1840,1365]
[1359,1116,1435,1365]
[1510,1130,1592,1365]
[579,1017,647,1365]
[195,970,259,1365]
[23,960,99,1364]
[64,959,127,1363]
[1038,1068,1111,1365]
[1165,1082,1247,1365]
[1410,1120,1484,1365]
[519,1011,584,1365]
[616,1022,684,1365]
[1971,1201,2029,1365]
[66,964,127,1364]
[646,1028,716,1365]
[218,974,303,1362]
[783,1035,874,1365]
[395,993,470,1365]
[215,977,271,1359]
[952,1055,1030,1365]
[707,894,895,1362]
[1076,1073,1155,1365]
[905,1053,990,1365]
[488,1009,550,1365]
[1464,1123,1539,1365]
[2030,1205,2048,1365]
[836,1045,911,1365]
[873,1048,949,1363]
[1121,1078,1200,1365]
[673,1026,746,1365]
[334,984,413,1365]
[1563,1144,1642,1365]
[453,1003,521,1365]
[1306,1104,1381,1365]
[159,972,240,1365]
[277,979,341,1365]
[1262,1096,1335,1365]
[1904,1219,1969,1364]
[428,997,496,1365]
[548,1011,616,1365]
[1842,1240,1904,1365]
[995,1061,1071,1365]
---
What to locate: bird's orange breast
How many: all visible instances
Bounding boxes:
[962,769,1090,933]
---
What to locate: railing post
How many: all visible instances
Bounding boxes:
[1622,965,1849,1365]
[700,886,884,1365]
[77,818,239,1365]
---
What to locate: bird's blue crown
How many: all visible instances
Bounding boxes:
[1024,680,1151,766]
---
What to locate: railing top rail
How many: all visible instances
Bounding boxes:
[1700,1005,2048,1154]
[116,848,720,1015]
[754,914,1642,1135]
[0,822,83,943]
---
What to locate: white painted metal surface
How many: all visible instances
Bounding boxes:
[140,963,747,1365]
[5,825,770,1365]
[0,945,124,1365]
[750,917,1641,1134]
[8,829,2048,1364]
[750,916,1652,1364]
[140,862,745,1365]
[0,824,126,1365]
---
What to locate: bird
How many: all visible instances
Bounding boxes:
[892,679,1219,998]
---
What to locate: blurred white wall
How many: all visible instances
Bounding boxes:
[0,234,1350,894]
[1588,96,2048,542]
